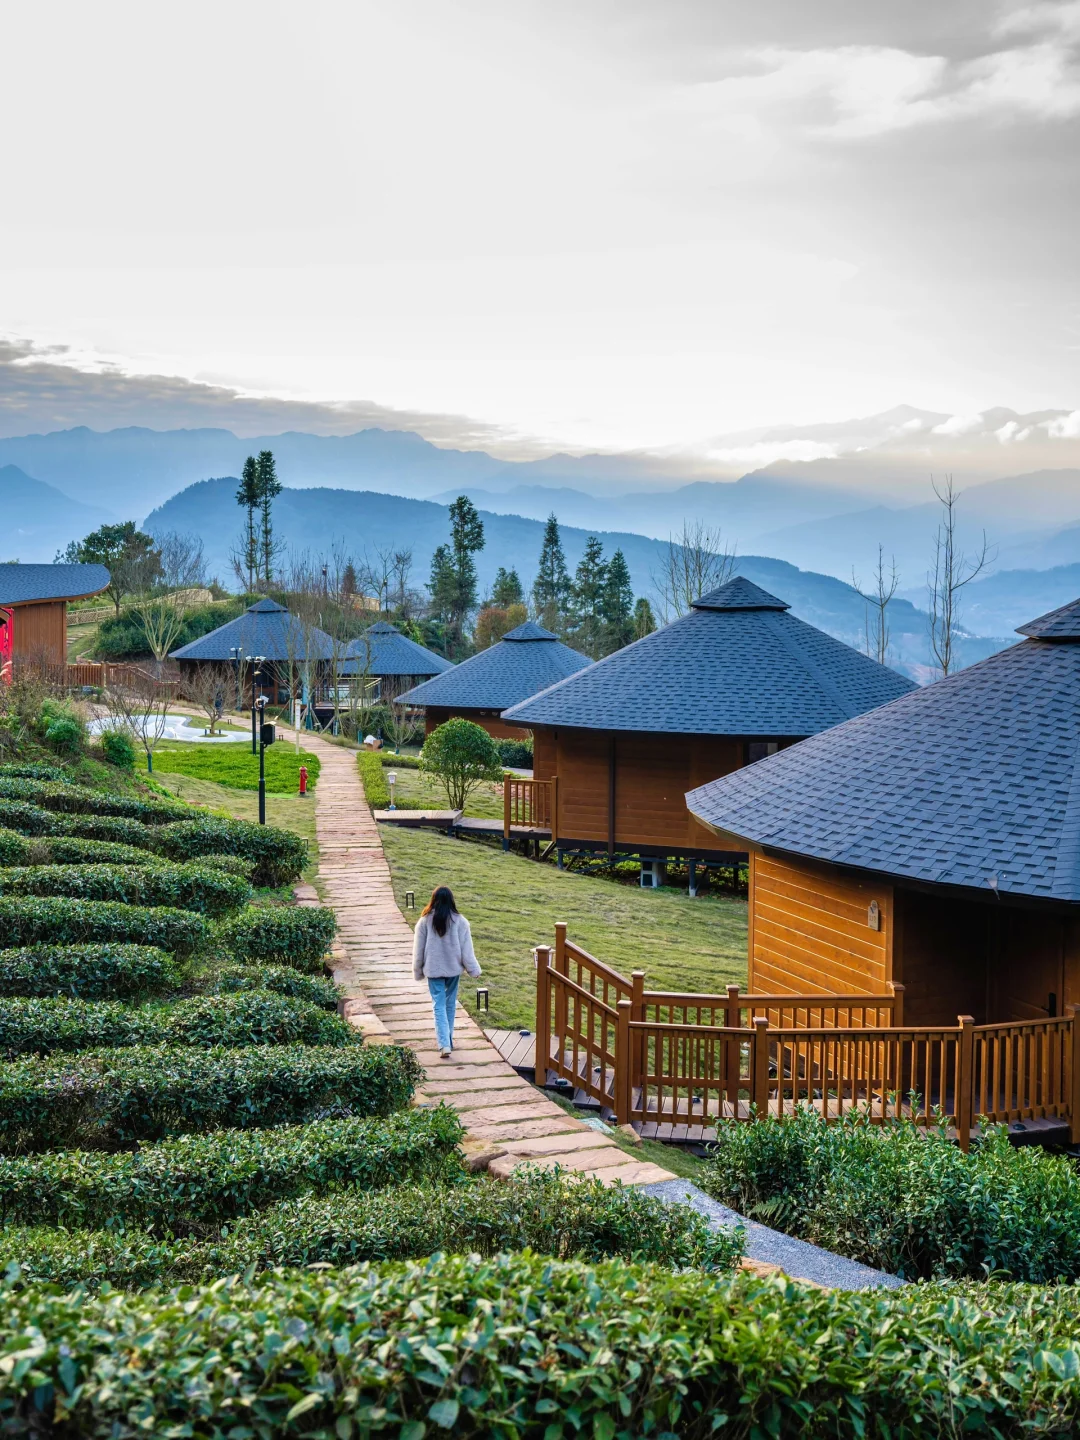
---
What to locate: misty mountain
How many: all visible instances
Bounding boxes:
[0,465,111,563]
[145,478,1005,677]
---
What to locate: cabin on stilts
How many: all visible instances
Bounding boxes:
[398,620,590,740]
[341,620,453,700]
[501,576,913,882]
[0,564,110,676]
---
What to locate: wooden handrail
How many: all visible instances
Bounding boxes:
[502,776,556,841]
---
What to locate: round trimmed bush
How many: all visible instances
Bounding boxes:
[100,730,136,771]
[217,904,337,971]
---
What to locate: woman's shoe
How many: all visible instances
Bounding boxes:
[440,1047,452,1059]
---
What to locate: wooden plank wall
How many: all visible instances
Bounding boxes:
[423,706,525,740]
[10,601,66,663]
[750,851,892,995]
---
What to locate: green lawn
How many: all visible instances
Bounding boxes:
[386,764,505,819]
[151,743,321,794]
[379,824,748,1030]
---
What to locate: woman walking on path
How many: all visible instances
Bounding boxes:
[412,886,481,1058]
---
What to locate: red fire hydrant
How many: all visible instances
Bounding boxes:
[298,765,308,797]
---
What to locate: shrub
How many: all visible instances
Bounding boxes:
[4,1258,1080,1435]
[99,729,136,771]
[35,836,164,868]
[0,762,68,782]
[0,862,250,917]
[357,750,390,807]
[0,1042,422,1151]
[0,1169,742,1289]
[0,799,67,837]
[195,853,255,881]
[377,752,422,769]
[421,716,503,810]
[199,963,341,1010]
[0,1108,463,1231]
[0,778,188,824]
[702,1108,1080,1282]
[0,827,31,866]
[0,897,209,954]
[152,817,307,886]
[217,903,337,971]
[0,991,355,1058]
[66,814,160,847]
[0,945,179,1000]
[44,715,86,757]
[496,737,533,768]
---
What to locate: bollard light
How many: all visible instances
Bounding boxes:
[387,771,398,811]
[405,890,415,910]
[476,987,489,1013]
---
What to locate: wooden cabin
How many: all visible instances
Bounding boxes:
[171,598,336,705]
[685,596,1080,1027]
[0,563,110,671]
[341,620,453,700]
[398,620,591,739]
[502,577,914,865]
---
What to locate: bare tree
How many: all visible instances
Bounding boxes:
[653,521,737,621]
[102,673,172,773]
[132,533,207,673]
[926,475,992,677]
[358,545,395,613]
[180,664,232,736]
[851,546,900,666]
[382,675,422,752]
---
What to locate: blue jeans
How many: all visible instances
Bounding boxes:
[428,975,460,1051]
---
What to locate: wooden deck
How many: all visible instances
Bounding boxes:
[288,731,673,1186]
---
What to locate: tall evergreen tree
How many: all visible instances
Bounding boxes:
[570,535,609,658]
[633,596,657,640]
[491,566,524,608]
[427,544,457,624]
[236,457,260,592]
[600,548,634,654]
[256,450,282,586]
[533,513,571,631]
[444,495,485,649]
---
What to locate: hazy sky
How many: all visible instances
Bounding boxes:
[3,0,1079,454]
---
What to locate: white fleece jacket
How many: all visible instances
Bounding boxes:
[412,911,482,981]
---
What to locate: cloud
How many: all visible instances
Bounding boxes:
[932,413,986,436]
[1045,409,1080,436]
[0,337,526,454]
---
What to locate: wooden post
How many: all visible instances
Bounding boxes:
[1069,1005,1080,1145]
[631,970,646,1103]
[555,922,567,976]
[956,1015,975,1152]
[752,1016,769,1120]
[503,778,512,850]
[615,999,632,1125]
[551,775,559,847]
[535,945,551,1087]
[552,923,568,1073]
[888,981,905,1026]
[724,984,742,1101]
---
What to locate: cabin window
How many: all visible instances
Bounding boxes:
[746,741,780,765]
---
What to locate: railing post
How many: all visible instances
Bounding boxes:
[552,923,568,1073]
[551,775,559,846]
[1069,1006,1080,1144]
[631,970,646,1103]
[503,778,512,850]
[888,981,904,1027]
[956,1015,975,1152]
[615,999,632,1125]
[535,945,551,1087]
[752,1016,769,1120]
[724,984,742,1099]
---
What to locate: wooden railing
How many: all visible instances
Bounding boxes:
[11,660,179,695]
[535,926,1080,1148]
[503,776,557,843]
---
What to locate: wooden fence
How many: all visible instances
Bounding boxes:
[535,924,1079,1148]
[503,776,556,843]
[11,660,180,696]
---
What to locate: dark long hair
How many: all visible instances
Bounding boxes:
[422,885,458,938]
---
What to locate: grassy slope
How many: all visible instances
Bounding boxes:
[379,823,748,1030]
[151,772,318,884]
[151,743,321,794]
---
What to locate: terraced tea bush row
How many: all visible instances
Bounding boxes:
[0,1169,743,1287]
[0,945,180,999]
[0,862,250,917]
[197,963,341,1010]
[0,1108,462,1230]
[0,1041,422,1151]
[0,991,355,1058]
[0,777,187,824]
[0,763,69,783]
[217,904,337,971]
[2,1254,1079,1436]
[0,897,208,955]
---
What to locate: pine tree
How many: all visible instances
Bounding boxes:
[600,548,634,655]
[428,544,457,624]
[256,450,283,586]
[569,536,608,657]
[491,566,524,608]
[342,561,358,600]
[533,513,571,631]
[633,597,657,640]
[444,496,485,650]
[236,457,260,592]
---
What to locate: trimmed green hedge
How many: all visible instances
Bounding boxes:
[0,802,161,847]
[0,897,208,955]
[0,762,68,782]
[0,828,30,866]
[33,837,164,868]
[0,778,187,824]
[198,963,341,1010]
[0,1108,463,1231]
[358,750,391,806]
[152,817,308,887]
[0,1170,742,1289]
[703,1108,1080,1282]
[0,1042,422,1150]
[217,904,337,972]
[0,862,250,917]
[0,945,180,1000]
[0,992,355,1057]
[3,1258,1080,1435]
[0,800,66,837]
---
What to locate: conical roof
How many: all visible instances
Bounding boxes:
[398,626,590,711]
[343,621,453,678]
[503,575,913,735]
[170,598,335,663]
[687,602,1080,901]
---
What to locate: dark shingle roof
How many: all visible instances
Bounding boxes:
[686,597,1080,902]
[398,626,590,711]
[0,564,110,607]
[342,621,453,678]
[1017,598,1080,639]
[171,598,336,663]
[503,575,914,734]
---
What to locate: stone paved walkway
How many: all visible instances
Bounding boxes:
[294,734,673,1185]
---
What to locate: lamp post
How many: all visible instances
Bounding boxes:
[256,696,272,825]
[387,770,397,811]
[230,647,241,709]
[247,655,265,754]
